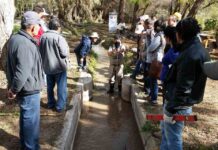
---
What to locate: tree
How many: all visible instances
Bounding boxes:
[118,0,125,23]
[0,0,15,70]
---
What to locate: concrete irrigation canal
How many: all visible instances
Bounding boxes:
[72,45,144,150]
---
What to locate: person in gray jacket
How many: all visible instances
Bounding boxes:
[6,11,43,150]
[40,18,69,112]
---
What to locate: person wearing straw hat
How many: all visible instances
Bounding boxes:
[74,32,99,71]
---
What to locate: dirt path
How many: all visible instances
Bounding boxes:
[73,45,144,150]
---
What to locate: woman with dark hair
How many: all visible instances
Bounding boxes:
[160,26,179,82]
[160,18,210,150]
[146,19,166,105]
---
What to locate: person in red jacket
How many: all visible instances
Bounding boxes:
[33,5,49,44]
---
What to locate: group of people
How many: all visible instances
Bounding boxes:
[5,4,212,150]
[6,6,70,149]
[127,13,210,150]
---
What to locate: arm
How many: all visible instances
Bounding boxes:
[10,45,34,93]
[147,36,161,52]
[58,36,69,58]
[108,46,114,56]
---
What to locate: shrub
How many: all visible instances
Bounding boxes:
[204,19,217,31]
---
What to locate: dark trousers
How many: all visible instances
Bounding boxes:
[76,54,87,69]
[46,71,67,111]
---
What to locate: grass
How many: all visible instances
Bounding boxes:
[141,121,160,133]
[87,50,98,77]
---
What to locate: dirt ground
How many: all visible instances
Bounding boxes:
[0,52,79,150]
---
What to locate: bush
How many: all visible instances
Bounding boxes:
[87,50,98,76]
[204,19,217,31]
[141,121,160,133]
[101,38,114,49]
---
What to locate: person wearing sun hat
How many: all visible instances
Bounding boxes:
[74,32,99,71]
[6,11,44,150]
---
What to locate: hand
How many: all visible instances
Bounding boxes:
[164,113,176,124]
[80,58,84,62]
[7,89,16,100]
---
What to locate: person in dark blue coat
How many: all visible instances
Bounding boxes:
[74,32,99,71]
[160,26,179,82]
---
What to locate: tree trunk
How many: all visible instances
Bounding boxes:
[118,0,125,23]
[187,0,205,18]
[131,2,139,31]
[0,0,15,70]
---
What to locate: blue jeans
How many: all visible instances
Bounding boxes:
[18,93,40,150]
[131,59,143,78]
[160,104,192,150]
[150,77,158,101]
[47,71,67,111]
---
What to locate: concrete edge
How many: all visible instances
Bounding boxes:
[55,71,93,150]
[131,84,160,150]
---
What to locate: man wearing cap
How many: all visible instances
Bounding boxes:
[107,35,126,93]
[40,18,69,112]
[6,11,43,150]
[74,32,99,71]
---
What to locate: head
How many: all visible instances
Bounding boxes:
[168,15,177,27]
[21,11,41,37]
[164,26,177,48]
[33,5,49,19]
[49,18,61,32]
[176,17,201,44]
[174,12,182,22]
[114,35,121,49]
[144,18,154,30]
[154,19,166,33]
[90,32,99,43]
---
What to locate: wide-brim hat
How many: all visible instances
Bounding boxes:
[90,32,99,38]
[42,8,49,16]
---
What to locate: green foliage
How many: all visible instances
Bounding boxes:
[101,38,114,49]
[13,24,21,34]
[87,50,98,76]
[123,51,134,74]
[204,19,217,31]
[141,121,160,132]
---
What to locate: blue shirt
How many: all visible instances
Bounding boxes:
[160,48,179,81]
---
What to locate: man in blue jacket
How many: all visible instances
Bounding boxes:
[74,32,99,71]
[6,11,43,150]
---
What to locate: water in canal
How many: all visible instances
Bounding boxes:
[73,45,144,150]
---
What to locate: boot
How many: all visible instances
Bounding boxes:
[107,84,114,94]
[118,85,122,92]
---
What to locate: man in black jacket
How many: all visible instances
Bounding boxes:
[160,18,210,150]
[6,11,43,150]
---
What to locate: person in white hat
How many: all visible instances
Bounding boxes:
[74,32,99,71]
[33,5,49,43]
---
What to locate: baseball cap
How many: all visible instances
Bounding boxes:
[22,11,40,26]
